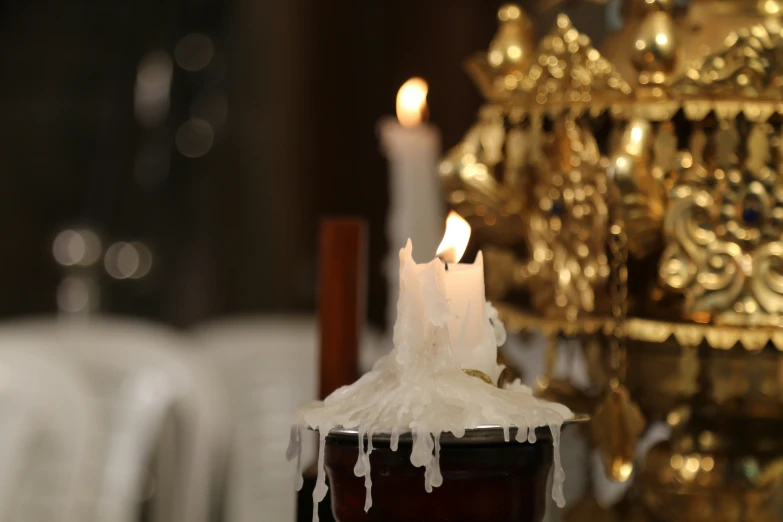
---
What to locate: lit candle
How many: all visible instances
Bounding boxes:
[290,236,572,519]
[436,211,501,383]
[379,78,445,332]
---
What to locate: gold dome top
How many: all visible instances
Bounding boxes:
[488,4,535,72]
[630,11,679,80]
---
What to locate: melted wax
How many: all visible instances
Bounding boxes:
[287,241,572,521]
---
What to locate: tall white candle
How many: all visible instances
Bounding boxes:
[379,78,445,333]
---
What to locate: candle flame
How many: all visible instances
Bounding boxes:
[436,211,471,263]
[396,78,428,127]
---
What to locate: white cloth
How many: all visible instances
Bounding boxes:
[0,318,229,522]
[0,342,97,522]
[195,316,319,522]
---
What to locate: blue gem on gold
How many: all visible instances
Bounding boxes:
[742,206,761,225]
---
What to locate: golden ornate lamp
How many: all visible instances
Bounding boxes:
[440,2,783,520]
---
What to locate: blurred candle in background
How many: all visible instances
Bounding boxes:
[379,78,445,333]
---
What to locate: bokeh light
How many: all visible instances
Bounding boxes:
[176,118,214,157]
[105,241,153,280]
[135,51,173,127]
[53,228,102,267]
[174,33,214,72]
[57,276,95,314]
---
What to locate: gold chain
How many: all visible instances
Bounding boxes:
[608,221,628,385]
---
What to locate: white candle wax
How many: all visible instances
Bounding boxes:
[289,240,573,522]
[441,253,500,381]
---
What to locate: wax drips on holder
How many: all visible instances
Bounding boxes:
[288,241,572,522]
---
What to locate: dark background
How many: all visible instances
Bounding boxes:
[0,0,606,330]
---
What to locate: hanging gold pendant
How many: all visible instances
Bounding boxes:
[592,383,646,482]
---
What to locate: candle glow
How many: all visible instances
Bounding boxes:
[396,78,428,128]
[436,211,471,263]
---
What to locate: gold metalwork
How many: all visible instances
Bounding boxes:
[609,118,667,258]
[441,1,783,519]
[592,383,646,483]
[488,4,535,75]
[658,117,783,326]
[675,18,783,100]
[607,223,629,381]
[501,306,783,351]
[465,14,632,107]
[592,221,646,482]
[450,109,612,319]
[630,10,679,82]
[497,303,614,336]
[448,13,621,320]
[444,1,783,327]
[602,0,779,90]
[462,368,495,386]
[525,119,610,317]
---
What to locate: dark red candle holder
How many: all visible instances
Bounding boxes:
[323,415,588,522]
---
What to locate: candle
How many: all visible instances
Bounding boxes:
[379,78,445,332]
[436,211,500,382]
[290,238,572,521]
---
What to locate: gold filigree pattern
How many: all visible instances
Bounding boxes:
[592,383,646,483]
[524,119,610,316]
[520,15,633,106]
[479,118,610,318]
[675,19,783,100]
[445,4,783,327]
[439,106,526,245]
[441,4,783,520]
[659,118,783,325]
[497,306,783,351]
[466,13,633,107]
[609,118,669,257]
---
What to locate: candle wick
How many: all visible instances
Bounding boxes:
[445,262,449,271]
